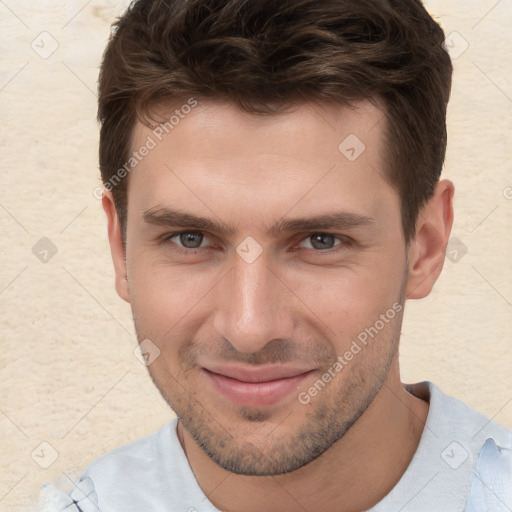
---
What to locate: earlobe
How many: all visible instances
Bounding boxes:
[102,190,131,303]
[406,179,454,299]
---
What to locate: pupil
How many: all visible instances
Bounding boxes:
[181,232,203,248]
[311,234,334,250]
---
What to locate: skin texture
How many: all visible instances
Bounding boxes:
[103,99,454,511]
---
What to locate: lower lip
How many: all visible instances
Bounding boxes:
[203,369,313,408]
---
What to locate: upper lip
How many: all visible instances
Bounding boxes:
[203,364,313,383]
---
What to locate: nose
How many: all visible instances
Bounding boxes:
[212,251,295,354]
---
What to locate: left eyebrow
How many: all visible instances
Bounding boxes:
[267,211,374,236]
[142,207,374,236]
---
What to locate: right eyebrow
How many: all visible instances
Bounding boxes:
[143,207,237,235]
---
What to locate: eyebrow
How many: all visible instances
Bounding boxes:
[142,207,374,236]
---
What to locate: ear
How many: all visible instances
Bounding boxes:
[406,179,454,299]
[102,190,130,303]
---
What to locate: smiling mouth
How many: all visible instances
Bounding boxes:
[202,365,315,407]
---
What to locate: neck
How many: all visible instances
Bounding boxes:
[177,363,429,512]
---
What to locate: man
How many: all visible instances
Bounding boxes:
[41,0,511,510]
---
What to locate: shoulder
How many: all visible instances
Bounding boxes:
[41,418,218,511]
[416,381,512,448]
[421,382,512,512]
[370,381,511,512]
[77,418,196,511]
[83,420,172,476]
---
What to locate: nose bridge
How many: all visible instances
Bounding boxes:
[213,252,292,353]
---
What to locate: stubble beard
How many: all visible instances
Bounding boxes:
[141,316,401,477]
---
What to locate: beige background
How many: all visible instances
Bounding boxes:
[0,1,511,510]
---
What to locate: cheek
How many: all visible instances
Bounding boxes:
[127,253,219,338]
[293,261,404,337]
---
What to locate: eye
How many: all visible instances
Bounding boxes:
[164,231,210,251]
[297,233,348,251]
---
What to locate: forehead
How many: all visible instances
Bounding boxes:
[133,98,385,163]
[127,99,397,227]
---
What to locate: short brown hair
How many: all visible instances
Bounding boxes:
[98,0,453,244]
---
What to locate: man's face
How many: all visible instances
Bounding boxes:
[123,99,408,475]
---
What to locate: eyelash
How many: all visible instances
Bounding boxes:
[161,231,353,255]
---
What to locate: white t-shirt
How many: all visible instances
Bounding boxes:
[40,381,512,511]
